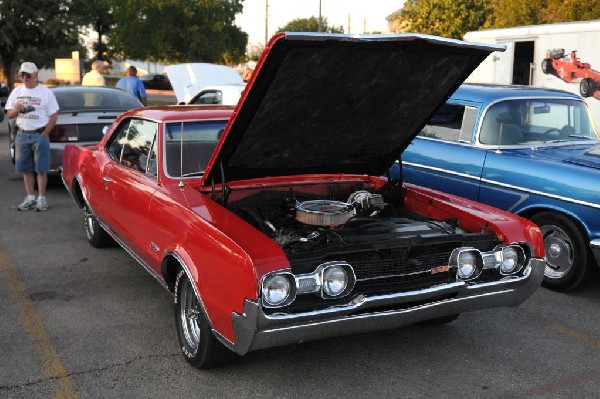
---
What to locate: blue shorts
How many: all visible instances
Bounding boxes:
[15,132,50,173]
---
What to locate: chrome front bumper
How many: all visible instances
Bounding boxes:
[231,258,545,355]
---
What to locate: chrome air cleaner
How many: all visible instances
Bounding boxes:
[295,200,355,226]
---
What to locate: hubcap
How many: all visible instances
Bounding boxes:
[540,224,573,279]
[84,207,95,238]
[179,278,201,350]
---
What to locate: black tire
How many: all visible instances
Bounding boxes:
[174,269,236,369]
[83,203,114,248]
[417,314,460,326]
[530,212,592,291]
[580,78,596,98]
[541,58,555,76]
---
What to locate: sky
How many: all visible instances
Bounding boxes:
[235,0,405,45]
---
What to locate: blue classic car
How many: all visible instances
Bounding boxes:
[389,84,600,291]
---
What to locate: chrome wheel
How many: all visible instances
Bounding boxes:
[179,277,201,351]
[84,205,96,240]
[531,211,591,291]
[541,224,573,279]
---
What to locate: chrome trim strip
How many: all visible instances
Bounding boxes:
[231,258,545,355]
[404,161,600,210]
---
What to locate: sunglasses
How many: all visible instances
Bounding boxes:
[20,72,32,78]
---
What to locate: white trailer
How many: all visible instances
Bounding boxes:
[463,20,600,122]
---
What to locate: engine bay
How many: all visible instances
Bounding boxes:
[225,181,497,259]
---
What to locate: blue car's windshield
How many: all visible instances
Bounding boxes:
[480,99,599,145]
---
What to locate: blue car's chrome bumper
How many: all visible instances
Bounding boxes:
[230,258,545,355]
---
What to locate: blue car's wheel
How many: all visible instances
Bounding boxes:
[531,212,592,291]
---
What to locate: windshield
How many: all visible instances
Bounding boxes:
[479,98,599,146]
[164,121,227,177]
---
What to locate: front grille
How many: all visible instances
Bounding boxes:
[332,246,453,285]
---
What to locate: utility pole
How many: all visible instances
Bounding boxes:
[318,0,322,32]
[265,0,269,45]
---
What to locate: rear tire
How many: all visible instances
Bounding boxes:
[83,203,114,248]
[174,269,236,369]
[541,58,556,76]
[530,212,592,291]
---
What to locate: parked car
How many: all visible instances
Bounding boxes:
[0,84,9,107]
[62,33,544,369]
[139,73,172,91]
[8,85,143,173]
[165,63,245,105]
[389,83,600,291]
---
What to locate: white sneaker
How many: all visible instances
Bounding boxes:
[17,197,37,211]
[35,197,48,212]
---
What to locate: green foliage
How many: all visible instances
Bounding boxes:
[70,0,115,61]
[108,0,247,64]
[0,0,81,88]
[276,17,344,34]
[395,0,491,39]
[390,0,600,38]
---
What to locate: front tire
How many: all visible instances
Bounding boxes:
[83,203,114,248]
[174,269,236,369]
[580,78,596,98]
[530,212,592,291]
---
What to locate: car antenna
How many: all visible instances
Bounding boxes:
[178,121,185,188]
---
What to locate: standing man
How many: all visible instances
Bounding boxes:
[81,60,106,86]
[116,65,147,106]
[5,62,59,211]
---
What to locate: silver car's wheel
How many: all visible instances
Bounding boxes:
[530,212,592,291]
[174,269,236,368]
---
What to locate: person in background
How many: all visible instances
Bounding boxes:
[242,67,254,83]
[4,62,59,212]
[116,65,147,106]
[81,60,105,86]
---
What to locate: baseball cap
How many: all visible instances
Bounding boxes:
[19,62,38,74]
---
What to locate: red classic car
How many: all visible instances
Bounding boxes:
[62,33,545,368]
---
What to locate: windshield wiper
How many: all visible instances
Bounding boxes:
[568,135,592,140]
[181,171,204,177]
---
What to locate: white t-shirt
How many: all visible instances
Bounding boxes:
[5,84,60,131]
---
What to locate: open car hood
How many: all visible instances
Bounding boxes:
[165,63,244,104]
[202,33,504,185]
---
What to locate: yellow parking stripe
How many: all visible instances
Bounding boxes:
[0,250,78,399]
[543,319,600,348]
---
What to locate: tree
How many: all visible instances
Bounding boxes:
[108,0,247,64]
[389,0,491,39]
[276,16,344,34]
[541,0,600,23]
[70,0,115,62]
[0,0,81,88]
[483,0,544,28]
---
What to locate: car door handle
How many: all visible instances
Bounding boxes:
[103,177,114,183]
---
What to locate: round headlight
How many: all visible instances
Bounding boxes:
[457,251,477,280]
[500,246,523,274]
[323,266,348,297]
[262,274,291,306]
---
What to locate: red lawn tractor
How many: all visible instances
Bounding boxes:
[542,49,600,99]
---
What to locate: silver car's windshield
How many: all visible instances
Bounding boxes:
[479,98,599,146]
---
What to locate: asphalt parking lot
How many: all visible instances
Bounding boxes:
[0,113,599,399]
